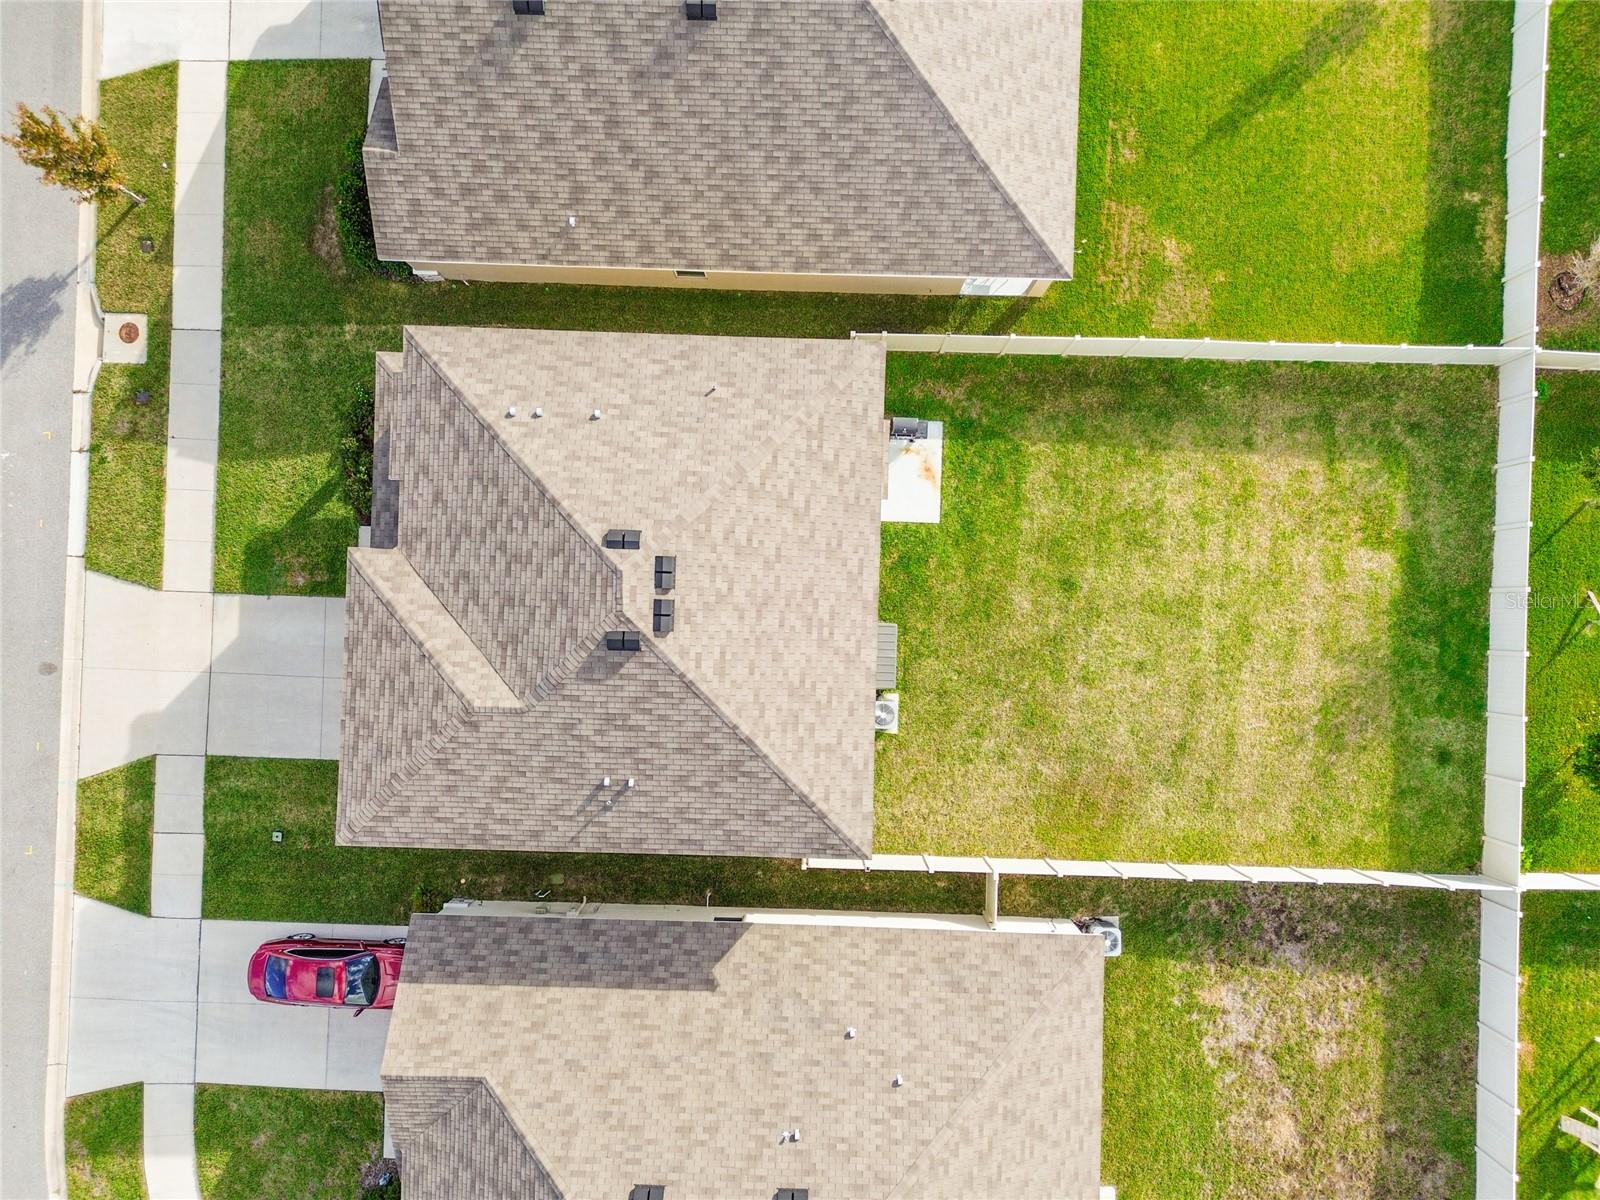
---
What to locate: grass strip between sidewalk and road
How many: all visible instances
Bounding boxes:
[74,757,154,915]
[87,63,176,590]
[64,1083,146,1200]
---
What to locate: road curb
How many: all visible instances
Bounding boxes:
[42,2,103,1195]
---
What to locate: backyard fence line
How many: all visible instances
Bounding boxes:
[1521,872,1600,891]
[1477,5,1551,1196]
[849,330,1521,366]
[801,854,1513,894]
[1535,348,1600,371]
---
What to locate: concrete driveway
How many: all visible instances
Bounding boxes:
[195,920,402,1091]
[78,574,343,777]
[67,900,403,1096]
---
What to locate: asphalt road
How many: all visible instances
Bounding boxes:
[2,2,86,1196]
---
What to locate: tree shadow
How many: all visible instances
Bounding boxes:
[1201,2,1381,144]
[1,269,72,365]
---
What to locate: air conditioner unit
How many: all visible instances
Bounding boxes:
[874,692,900,734]
[1077,916,1122,957]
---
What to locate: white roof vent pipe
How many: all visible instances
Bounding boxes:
[590,409,602,421]
[505,405,517,418]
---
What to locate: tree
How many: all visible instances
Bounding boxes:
[2,103,144,205]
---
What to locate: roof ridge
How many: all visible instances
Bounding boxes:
[411,1075,569,1200]
[884,949,1087,1198]
[349,547,525,713]
[405,328,627,575]
[863,1,1067,277]
[340,558,475,839]
[638,636,869,858]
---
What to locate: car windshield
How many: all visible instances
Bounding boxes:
[343,954,379,1006]
[263,954,290,1000]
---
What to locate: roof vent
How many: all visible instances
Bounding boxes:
[892,1074,905,1088]
[603,529,641,550]
[605,630,641,652]
[844,1026,857,1040]
[775,1190,810,1200]
[511,0,544,12]
[533,406,544,418]
[654,555,676,590]
[505,405,518,418]
[653,598,674,636]
[629,1188,665,1200]
[590,407,602,420]
[685,1,717,18]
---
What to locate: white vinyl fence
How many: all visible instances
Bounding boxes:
[802,854,1511,894]
[851,329,1520,366]
[1483,2,1550,1193]
[1536,348,1600,371]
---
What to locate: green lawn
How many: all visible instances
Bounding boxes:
[1541,0,1600,351]
[88,64,176,590]
[1519,893,1600,1199]
[200,763,1476,1200]
[1060,879,1478,1200]
[65,1084,146,1200]
[1525,374,1600,870]
[876,357,1494,867]
[218,8,1508,594]
[202,757,985,924]
[75,758,154,914]
[194,1086,384,1200]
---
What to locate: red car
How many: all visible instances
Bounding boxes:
[247,933,406,1012]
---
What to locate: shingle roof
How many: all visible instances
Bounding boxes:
[364,0,1082,279]
[338,327,886,858]
[383,913,1106,1200]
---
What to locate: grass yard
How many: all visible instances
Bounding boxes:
[202,757,985,924]
[1519,893,1600,1199]
[75,758,154,914]
[218,8,1508,594]
[876,356,1495,868]
[1033,0,1509,345]
[1524,374,1600,870]
[88,64,176,590]
[194,1086,384,1200]
[1540,0,1600,351]
[65,1084,146,1200]
[1041,879,1478,1200]
[199,764,1477,1200]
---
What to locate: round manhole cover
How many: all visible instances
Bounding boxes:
[117,322,141,344]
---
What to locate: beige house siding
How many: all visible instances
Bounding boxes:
[405,259,1056,299]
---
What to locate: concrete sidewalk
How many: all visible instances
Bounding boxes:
[103,0,382,77]
[79,573,343,778]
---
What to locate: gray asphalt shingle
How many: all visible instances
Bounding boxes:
[364,0,1082,279]
[338,328,886,859]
